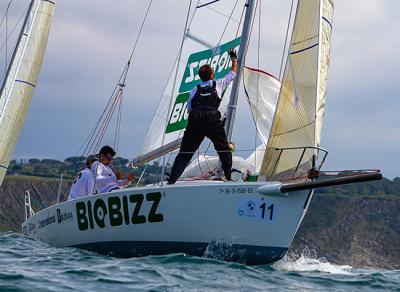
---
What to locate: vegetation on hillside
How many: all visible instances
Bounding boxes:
[7,157,168,185]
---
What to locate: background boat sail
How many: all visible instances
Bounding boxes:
[20,0,381,265]
[0,0,56,186]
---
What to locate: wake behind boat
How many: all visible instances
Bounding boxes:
[10,0,382,265]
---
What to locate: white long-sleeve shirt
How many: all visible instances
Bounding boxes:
[68,168,94,201]
[91,161,127,194]
[187,71,236,111]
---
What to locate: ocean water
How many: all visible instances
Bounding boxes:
[0,232,399,291]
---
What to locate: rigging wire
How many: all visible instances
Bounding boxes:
[160,0,193,183]
[0,3,29,52]
[253,0,261,169]
[245,0,259,63]
[146,0,201,171]
[78,63,129,156]
[214,0,240,53]
[199,0,245,162]
[1,0,13,96]
[2,0,13,81]
[196,0,221,9]
[78,0,153,156]
[235,3,246,38]
[167,0,244,167]
[127,0,153,62]
[0,0,13,28]
[204,5,240,23]
[279,0,295,81]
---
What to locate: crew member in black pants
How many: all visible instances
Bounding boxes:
[167,49,238,184]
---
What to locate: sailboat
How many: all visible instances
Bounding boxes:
[0,0,55,186]
[21,0,381,265]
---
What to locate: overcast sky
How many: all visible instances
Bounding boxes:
[2,0,399,179]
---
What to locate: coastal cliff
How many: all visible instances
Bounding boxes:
[0,176,399,269]
[292,194,400,269]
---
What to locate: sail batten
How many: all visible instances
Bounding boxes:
[0,0,56,185]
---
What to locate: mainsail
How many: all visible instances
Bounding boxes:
[0,0,56,185]
[259,0,334,181]
[133,1,245,167]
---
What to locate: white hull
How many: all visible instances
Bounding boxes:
[22,182,313,265]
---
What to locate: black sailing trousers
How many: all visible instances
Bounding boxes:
[169,111,232,183]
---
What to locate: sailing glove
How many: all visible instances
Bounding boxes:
[228,49,238,61]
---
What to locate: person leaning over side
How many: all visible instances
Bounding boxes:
[167,49,238,184]
[91,145,135,194]
[68,155,97,201]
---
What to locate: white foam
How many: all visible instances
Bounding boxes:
[273,248,353,275]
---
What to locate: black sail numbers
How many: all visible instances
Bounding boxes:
[76,192,164,231]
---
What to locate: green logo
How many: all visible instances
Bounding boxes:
[76,192,163,231]
[179,37,241,93]
[165,37,241,134]
[165,92,190,133]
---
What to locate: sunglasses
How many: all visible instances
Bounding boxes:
[104,154,114,161]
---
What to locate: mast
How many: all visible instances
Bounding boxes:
[224,0,257,140]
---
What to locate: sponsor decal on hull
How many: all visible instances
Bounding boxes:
[76,192,164,231]
[38,214,56,229]
[57,208,73,224]
[237,197,275,222]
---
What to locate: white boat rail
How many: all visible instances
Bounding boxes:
[269,146,329,181]
[24,190,35,221]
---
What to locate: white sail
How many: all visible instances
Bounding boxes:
[0,0,56,185]
[259,0,334,181]
[243,66,281,145]
[135,1,245,166]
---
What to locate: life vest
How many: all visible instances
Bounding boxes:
[191,81,221,111]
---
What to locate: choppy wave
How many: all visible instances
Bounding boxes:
[273,247,353,275]
[0,232,399,291]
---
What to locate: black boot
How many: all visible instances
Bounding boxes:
[165,172,175,185]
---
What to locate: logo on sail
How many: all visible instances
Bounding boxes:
[165,37,241,134]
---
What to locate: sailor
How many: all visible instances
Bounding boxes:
[68,155,97,201]
[91,145,135,193]
[167,49,238,184]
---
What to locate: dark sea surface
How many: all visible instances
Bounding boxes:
[0,232,399,291]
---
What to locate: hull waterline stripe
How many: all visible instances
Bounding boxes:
[72,241,288,265]
[290,43,319,55]
[0,164,8,170]
[15,80,36,88]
